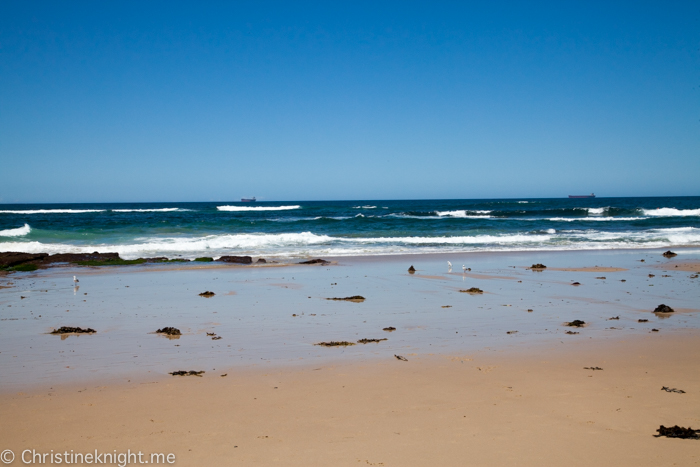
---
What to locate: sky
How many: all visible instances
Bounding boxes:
[0,1,698,203]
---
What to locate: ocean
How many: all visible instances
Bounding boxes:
[1,197,699,259]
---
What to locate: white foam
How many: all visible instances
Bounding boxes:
[355,214,365,218]
[112,208,184,213]
[435,210,492,218]
[0,224,31,237]
[548,217,646,222]
[547,229,556,234]
[517,201,529,204]
[641,208,700,217]
[0,209,105,214]
[586,207,607,215]
[217,205,301,212]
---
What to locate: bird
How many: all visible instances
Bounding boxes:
[447,261,452,271]
[73,275,79,285]
[462,265,467,273]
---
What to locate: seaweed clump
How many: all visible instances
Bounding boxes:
[655,425,699,439]
[654,304,674,313]
[531,264,546,269]
[357,338,388,344]
[156,327,181,336]
[460,287,483,294]
[662,250,677,258]
[199,291,215,297]
[326,296,365,302]
[169,370,205,377]
[315,341,355,347]
[566,320,586,327]
[75,258,145,266]
[383,327,396,332]
[194,257,214,262]
[51,326,96,334]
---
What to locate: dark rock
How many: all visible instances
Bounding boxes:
[395,355,408,361]
[654,304,674,313]
[596,276,606,279]
[169,370,205,377]
[43,252,121,264]
[608,316,620,320]
[662,250,677,258]
[655,425,699,439]
[326,296,365,302]
[652,328,659,332]
[0,252,48,268]
[51,326,96,334]
[408,265,416,273]
[638,319,648,323]
[298,258,329,265]
[314,341,355,347]
[383,327,396,332]
[572,282,581,286]
[460,287,483,294]
[156,327,181,336]
[531,263,546,269]
[566,320,586,327]
[256,258,267,263]
[199,291,215,297]
[566,331,579,335]
[219,255,252,264]
[357,338,388,344]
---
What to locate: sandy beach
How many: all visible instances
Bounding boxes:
[1,248,699,465]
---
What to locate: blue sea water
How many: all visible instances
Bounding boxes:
[1,197,699,259]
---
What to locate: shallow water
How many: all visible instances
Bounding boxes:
[1,248,698,391]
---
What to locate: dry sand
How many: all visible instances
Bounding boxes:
[1,331,698,466]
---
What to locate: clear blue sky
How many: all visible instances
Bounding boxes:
[1,1,698,203]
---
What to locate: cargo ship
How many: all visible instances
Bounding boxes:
[568,193,595,199]
[241,197,256,202]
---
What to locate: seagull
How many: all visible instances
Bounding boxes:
[447,261,452,271]
[462,265,467,273]
[73,275,79,285]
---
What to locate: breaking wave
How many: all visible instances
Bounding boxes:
[642,208,700,217]
[217,205,301,212]
[0,209,105,214]
[0,224,31,237]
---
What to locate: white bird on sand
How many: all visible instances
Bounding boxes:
[462,265,467,273]
[447,261,452,270]
[73,275,79,285]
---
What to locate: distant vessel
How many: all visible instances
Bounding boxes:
[568,193,595,199]
[241,197,256,202]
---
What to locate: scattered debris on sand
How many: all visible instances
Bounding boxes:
[566,331,579,335]
[298,258,329,265]
[566,320,586,327]
[460,287,483,294]
[662,250,677,258]
[584,367,603,370]
[199,291,215,297]
[530,264,546,269]
[648,274,655,278]
[506,330,518,334]
[206,332,216,336]
[655,425,699,439]
[315,341,355,347]
[596,276,606,279]
[638,319,649,323]
[357,338,388,344]
[326,296,365,302]
[652,329,659,332]
[383,327,396,332]
[212,336,222,340]
[571,282,581,286]
[50,326,95,334]
[156,327,181,336]
[527,309,533,312]
[654,304,674,313]
[608,316,620,320]
[441,305,452,308]
[169,370,205,377]
[408,265,416,273]
[394,355,408,361]
[661,386,686,394]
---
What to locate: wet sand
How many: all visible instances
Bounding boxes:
[1,248,699,465]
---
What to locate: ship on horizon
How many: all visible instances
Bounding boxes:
[568,193,595,199]
[241,197,256,202]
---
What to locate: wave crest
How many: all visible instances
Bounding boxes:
[0,224,31,237]
[217,205,301,212]
[642,208,700,217]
